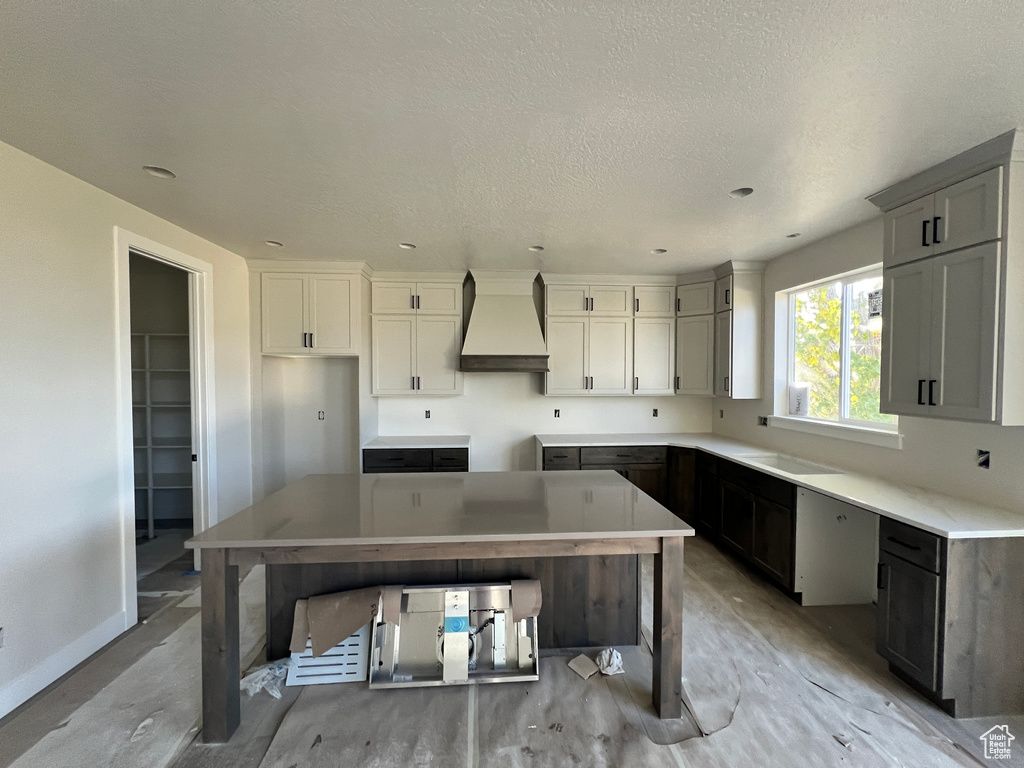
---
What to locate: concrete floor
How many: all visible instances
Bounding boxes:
[1,536,1021,767]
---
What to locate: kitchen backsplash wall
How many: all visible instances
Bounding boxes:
[376,372,713,470]
[714,217,1024,513]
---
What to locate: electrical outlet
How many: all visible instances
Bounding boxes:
[757,416,769,426]
[425,410,430,419]
[977,449,991,469]
[652,409,658,417]
[554,409,560,418]
[0,627,5,649]
[719,409,724,419]
[317,410,325,421]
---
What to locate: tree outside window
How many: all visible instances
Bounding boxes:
[790,270,896,428]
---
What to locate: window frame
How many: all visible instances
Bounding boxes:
[784,265,897,432]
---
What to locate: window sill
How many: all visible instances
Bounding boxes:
[767,416,903,449]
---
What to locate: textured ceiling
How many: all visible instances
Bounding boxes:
[2,1,1023,274]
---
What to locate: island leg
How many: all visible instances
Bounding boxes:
[201,547,240,742]
[652,536,684,718]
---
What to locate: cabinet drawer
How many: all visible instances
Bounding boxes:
[580,446,667,465]
[363,448,432,471]
[542,447,581,470]
[432,448,469,470]
[879,518,943,573]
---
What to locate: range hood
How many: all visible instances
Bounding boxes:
[460,270,549,373]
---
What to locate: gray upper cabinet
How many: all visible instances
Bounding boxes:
[872,131,1021,424]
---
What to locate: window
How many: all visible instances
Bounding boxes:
[787,268,896,429]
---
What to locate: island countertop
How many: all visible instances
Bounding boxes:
[186,470,694,550]
[535,433,1024,539]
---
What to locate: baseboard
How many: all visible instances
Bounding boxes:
[0,610,128,720]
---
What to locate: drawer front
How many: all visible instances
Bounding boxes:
[751,472,795,509]
[879,518,943,573]
[542,447,581,470]
[363,448,432,471]
[580,446,667,465]
[432,448,469,470]
[695,450,718,475]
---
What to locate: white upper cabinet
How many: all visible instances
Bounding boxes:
[545,317,589,394]
[675,315,714,396]
[884,167,1003,267]
[372,280,462,314]
[261,272,357,356]
[713,311,733,397]
[545,283,633,316]
[372,315,417,394]
[633,317,675,395]
[715,275,733,312]
[676,282,715,316]
[634,286,675,317]
[871,130,1023,423]
[544,316,633,396]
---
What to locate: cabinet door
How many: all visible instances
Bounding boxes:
[929,243,999,422]
[261,273,308,354]
[416,315,463,395]
[372,282,418,313]
[676,316,714,395]
[932,166,1002,256]
[546,285,590,315]
[884,194,935,267]
[667,448,696,524]
[545,317,589,394]
[676,282,715,316]
[876,551,940,692]
[589,317,633,394]
[719,480,754,558]
[881,262,933,416]
[714,276,733,312]
[753,496,795,589]
[634,286,675,317]
[371,316,416,394]
[696,471,720,538]
[308,275,355,354]
[590,285,634,316]
[625,465,667,506]
[713,311,733,397]
[633,318,675,395]
[416,282,461,314]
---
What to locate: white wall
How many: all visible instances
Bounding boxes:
[376,374,713,470]
[0,139,253,717]
[714,217,1024,513]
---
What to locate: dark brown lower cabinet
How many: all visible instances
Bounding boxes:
[543,445,668,506]
[363,447,468,473]
[752,496,795,588]
[719,479,754,558]
[876,548,941,691]
[695,454,720,538]
[667,447,696,524]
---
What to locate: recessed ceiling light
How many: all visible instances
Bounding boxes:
[528,245,544,252]
[264,240,284,247]
[651,248,668,254]
[786,233,801,238]
[399,243,416,250]
[728,187,754,198]
[143,165,176,179]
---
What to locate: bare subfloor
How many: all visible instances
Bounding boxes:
[1,537,1021,767]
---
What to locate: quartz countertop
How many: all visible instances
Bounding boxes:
[186,471,693,549]
[535,433,1024,539]
[363,435,471,450]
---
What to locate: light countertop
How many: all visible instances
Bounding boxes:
[363,435,471,450]
[186,471,693,550]
[535,433,1024,539]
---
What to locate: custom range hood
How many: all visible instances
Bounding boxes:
[460,270,549,372]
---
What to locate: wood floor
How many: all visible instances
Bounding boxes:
[1,535,1021,767]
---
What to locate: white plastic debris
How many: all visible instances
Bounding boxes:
[596,648,624,676]
[240,658,295,699]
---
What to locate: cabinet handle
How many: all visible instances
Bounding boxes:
[876,562,887,590]
[588,376,593,389]
[387,457,404,461]
[589,297,594,311]
[635,298,639,312]
[917,379,926,405]
[886,535,922,552]
[416,376,421,390]
[724,376,729,392]
[416,295,421,309]
[676,297,680,313]
[676,376,680,389]
[302,333,307,348]
[308,332,313,348]
[922,219,930,247]
[634,377,639,390]
[411,295,416,310]
[552,454,568,459]
[724,289,730,305]
[932,216,942,244]
[412,376,416,390]
[928,379,937,406]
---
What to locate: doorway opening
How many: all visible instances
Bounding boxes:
[129,253,196,619]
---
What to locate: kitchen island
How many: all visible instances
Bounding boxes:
[186,471,694,742]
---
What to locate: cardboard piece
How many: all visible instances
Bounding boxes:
[510,579,543,618]
[290,585,407,658]
[568,653,599,680]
